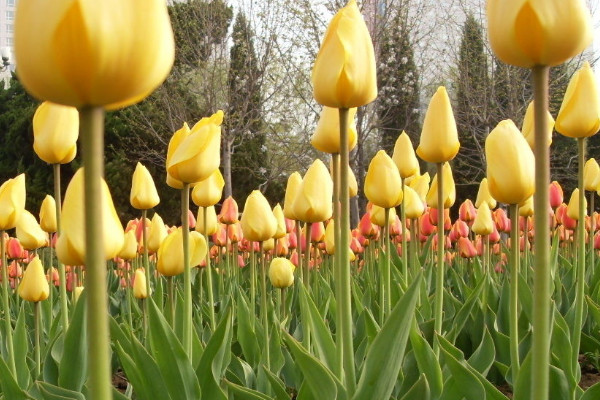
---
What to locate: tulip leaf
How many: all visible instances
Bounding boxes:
[282,331,344,400]
[14,304,31,388]
[35,382,86,400]
[353,273,421,400]
[147,298,201,400]
[115,343,158,400]
[58,290,87,392]
[0,355,32,400]
[446,275,485,343]
[398,374,430,400]
[196,308,233,400]
[551,309,576,389]
[236,288,260,366]
[467,327,495,376]
[261,366,292,400]
[517,273,533,323]
[581,381,600,400]
[410,325,443,399]
[298,282,336,369]
[438,338,485,400]
[224,380,272,400]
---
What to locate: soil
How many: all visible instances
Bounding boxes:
[112,370,129,393]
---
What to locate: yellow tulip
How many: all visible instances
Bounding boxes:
[584,158,600,192]
[268,257,295,289]
[32,101,78,164]
[147,213,168,253]
[392,131,420,179]
[283,172,302,220]
[403,185,425,219]
[567,189,586,221]
[521,101,554,149]
[426,163,456,209]
[330,160,358,198]
[519,196,534,217]
[167,111,223,185]
[240,190,277,242]
[364,150,403,209]
[195,206,219,236]
[56,168,124,266]
[370,205,396,227]
[39,195,57,233]
[19,256,49,302]
[15,0,174,109]
[165,122,191,189]
[263,238,275,252]
[157,228,207,276]
[16,210,48,250]
[485,120,535,205]
[417,87,460,163]
[486,0,592,68]
[0,174,26,231]
[118,230,138,260]
[312,0,377,108]
[192,169,225,208]
[133,269,148,299]
[130,162,160,210]
[408,173,430,203]
[325,219,336,255]
[311,107,358,153]
[471,202,493,236]
[73,286,84,303]
[475,178,497,209]
[293,159,333,223]
[272,204,287,239]
[555,62,600,138]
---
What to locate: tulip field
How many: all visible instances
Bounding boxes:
[1,1,599,400]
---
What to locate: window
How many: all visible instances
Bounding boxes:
[5,37,13,46]
[6,24,12,34]
[7,0,16,7]
[6,11,14,21]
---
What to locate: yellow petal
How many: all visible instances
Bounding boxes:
[417,87,460,163]
[33,101,78,164]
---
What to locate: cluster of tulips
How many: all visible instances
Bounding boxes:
[0,0,598,399]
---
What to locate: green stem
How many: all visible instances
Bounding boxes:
[433,162,445,356]
[482,235,490,315]
[181,184,192,356]
[531,65,551,400]
[509,203,520,384]
[1,231,15,376]
[260,242,270,368]
[401,180,408,286]
[339,107,356,393]
[384,208,391,321]
[203,207,216,331]
[141,209,151,298]
[250,245,256,330]
[332,153,343,380]
[590,193,595,275]
[34,301,41,378]
[53,163,69,331]
[80,107,111,400]
[304,223,312,351]
[168,276,175,326]
[573,137,586,374]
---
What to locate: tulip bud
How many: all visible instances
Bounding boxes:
[392,131,420,179]
[567,189,587,221]
[15,0,175,109]
[403,185,425,219]
[18,256,49,302]
[486,0,592,68]
[167,111,223,185]
[426,162,455,209]
[133,269,148,299]
[6,237,26,260]
[475,178,497,209]
[118,230,138,260]
[192,169,225,208]
[358,212,379,238]
[417,87,460,163]
[457,237,477,258]
[157,228,207,276]
[293,159,333,223]
[240,191,277,242]
[147,213,168,253]
[0,174,26,231]
[408,173,430,203]
[272,204,287,239]
[584,158,600,192]
[73,286,84,303]
[56,169,124,266]
[311,107,358,153]
[39,195,57,233]
[549,181,564,209]
[268,257,295,289]
[16,210,48,250]
[219,196,239,224]
[196,206,219,236]
[283,172,303,221]
[519,196,534,217]
[472,202,494,236]
[312,0,377,108]
[165,123,190,189]
[365,150,403,209]
[370,205,396,228]
[485,120,535,205]
[521,101,554,150]
[130,162,160,210]
[325,220,336,255]
[459,199,477,222]
[556,62,600,138]
[310,222,326,243]
[32,102,78,164]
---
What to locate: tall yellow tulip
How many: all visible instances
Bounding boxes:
[555,62,600,138]
[472,202,493,236]
[192,169,225,208]
[485,120,535,205]
[0,174,26,231]
[157,228,207,276]
[39,195,57,233]
[32,102,78,164]
[240,191,277,242]
[147,213,168,253]
[133,269,148,299]
[392,131,420,179]
[293,159,333,223]
[165,122,191,189]
[15,0,175,109]
[364,150,403,209]
[521,101,554,149]
[426,163,456,209]
[268,258,295,289]
[567,189,587,221]
[272,204,287,239]
[16,210,48,250]
[584,158,600,192]
[487,0,592,68]
[283,172,303,220]
[130,163,160,210]
[118,230,138,261]
[311,107,357,153]
[195,206,219,236]
[312,0,377,108]
[403,186,425,219]
[475,178,497,209]
[18,256,49,302]
[417,87,460,163]
[56,169,124,266]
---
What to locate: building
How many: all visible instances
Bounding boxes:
[0,0,16,52]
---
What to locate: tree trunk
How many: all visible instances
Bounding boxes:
[223,137,233,198]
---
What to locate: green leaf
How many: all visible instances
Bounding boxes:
[438,338,485,400]
[196,308,233,400]
[353,273,421,400]
[115,343,161,400]
[262,366,291,400]
[581,381,600,400]
[147,298,201,400]
[14,304,31,388]
[0,356,32,400]
[36,382,85,400]
[298,282,336,370]
[409,326,442,399]
[225,380,272,400]
[467,327,495,376]
[58,290,87,392]
[236,288,260,366]
[399,374,430,400]
[447,276,485,343]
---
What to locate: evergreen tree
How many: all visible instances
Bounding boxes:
[225,12,270,203]
[376,10,420,155]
